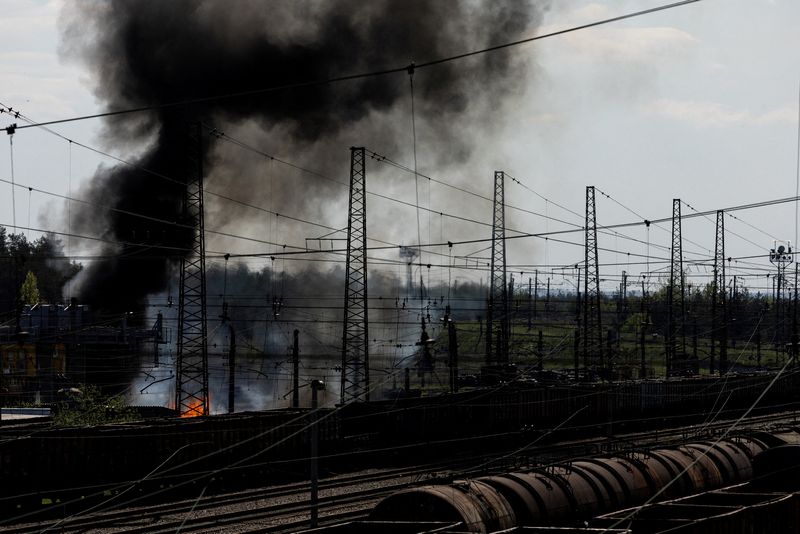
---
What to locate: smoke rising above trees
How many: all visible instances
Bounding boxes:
[58,0,549,319]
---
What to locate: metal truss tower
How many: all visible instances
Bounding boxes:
[666,199,686,376]
[583,186,603,373]
[341,147,369,404]
[712,210,728,375]
[176,122,209,417]
[486,171,509,365]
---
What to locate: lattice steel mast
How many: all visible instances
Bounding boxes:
[176,122,209,417]
[583,186,603,374]
[666,199,686,376]
[486,171,509,365]
[341,147,369,404]
[712,210,727,375]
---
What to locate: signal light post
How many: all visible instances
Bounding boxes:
[770,241,794,363]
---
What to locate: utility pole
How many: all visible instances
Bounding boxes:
[527,277,533,331]
[509,274,515,349]
[292,329,300,409]
[640,275,648,379]
[573,329,580,382]
[730,273,738,353]
[583,186,603,376]
[486,170,509,366]
[537,330,544,372]
[176,122,209,418]
[228,324,236,414]
[416,317,434,378]
[756,331,762,366]
[616,271,628,356]
[713,210,728,375]
[309,379,325,528]
[153,311,164,367]
[341,147,369,404]
[666,199,685,377]
[794,262,799,365]
[546,278,551,314]
[219,285,237,415]
[576,265,582,369]
[444,306,458,393]
[769,240,794,364]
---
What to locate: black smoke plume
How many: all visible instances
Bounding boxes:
[59,1,547,321]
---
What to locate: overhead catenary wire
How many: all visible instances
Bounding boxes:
[607,358,794,532]
[203,125,691,266]
[3,101,727,278]
[323,149,691,258]
[1,0,797,519]
[0,105,405,254]
[2,0,703,134]
[0,108,463,263]
[0,108,347,236]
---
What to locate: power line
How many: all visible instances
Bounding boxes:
[1,104,347,237]
[370,150,584,230]
[2,0,703,134]
[1,107,437,258]
[1,106,696,271]
[368,149,689,258]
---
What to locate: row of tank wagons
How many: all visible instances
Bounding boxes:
[343,372,800,447]
[368,429,800,534]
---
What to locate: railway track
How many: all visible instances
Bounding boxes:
[74,485,391,534]
[7,460,473,534]
[8,409,798,533]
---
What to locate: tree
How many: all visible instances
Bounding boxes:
[20,270,40,305]
[53,384,138,427]
[0,228,82,320]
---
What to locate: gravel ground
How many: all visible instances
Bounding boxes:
[6,467,442,534]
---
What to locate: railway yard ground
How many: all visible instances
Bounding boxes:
[6,409,799,534]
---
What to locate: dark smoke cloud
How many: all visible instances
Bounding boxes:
[59,0,548,320]
[200,262,488,374]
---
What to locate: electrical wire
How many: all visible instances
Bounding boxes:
[2,0,703,134]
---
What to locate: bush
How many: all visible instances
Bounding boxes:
[53,385,138,427]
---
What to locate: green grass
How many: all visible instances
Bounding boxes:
[435,320,788,379]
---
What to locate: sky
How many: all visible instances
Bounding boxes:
[1,0,799,300]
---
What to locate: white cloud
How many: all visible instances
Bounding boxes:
[570,3,611,22]
[758,105,797,125]
[539,24,698,64]
[643,99,797,127]
[0,0,95,120]
[538,2,698,64]
[527,112,565,125]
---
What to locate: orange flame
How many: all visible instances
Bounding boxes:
[180,397,205,418]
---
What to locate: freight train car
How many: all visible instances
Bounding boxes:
[368,430,800,533]
[337,372,800,452]
[2,372,800,522]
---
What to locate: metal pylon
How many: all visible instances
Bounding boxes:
[713,210,727,374]
[176,122,209,417]
[583,186,603,373]
[486,170,509,365]
[666,199,686,376]
[341,147,369,404]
